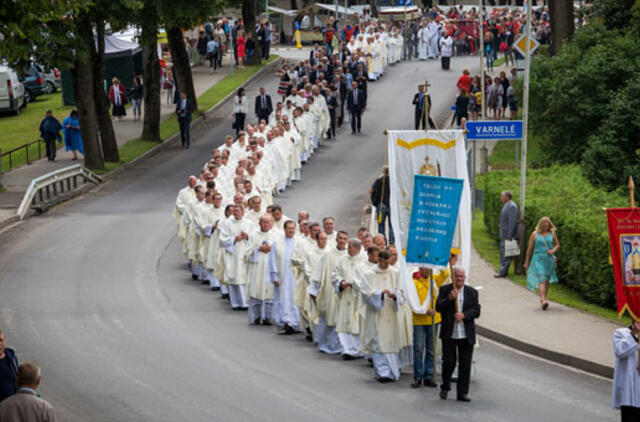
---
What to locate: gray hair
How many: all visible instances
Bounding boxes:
[349,238,362,249]
[452,265,466,276]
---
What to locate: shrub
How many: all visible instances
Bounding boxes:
[481,165,628,308]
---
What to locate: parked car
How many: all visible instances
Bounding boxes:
[0,65,26,115]
[20,64,48,103]
[41,65,61,94]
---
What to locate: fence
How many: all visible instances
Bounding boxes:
[17,164,102,219]
[0,138,63,172]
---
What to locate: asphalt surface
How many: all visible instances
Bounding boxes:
[0,55,615,421]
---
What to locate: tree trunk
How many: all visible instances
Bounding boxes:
[366,0,378,18]
[550,0,574,55]
[167,26,198,111]
[290,0,297,9]
[91,17,120,162]
[243,0,263,64]
[72,60,104,170]
[141,0,161,142]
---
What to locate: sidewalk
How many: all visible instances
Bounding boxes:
[0,54,234,226]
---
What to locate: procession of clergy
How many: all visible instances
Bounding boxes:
[172,21,440,383]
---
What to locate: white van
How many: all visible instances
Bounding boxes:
[0,65,26,115]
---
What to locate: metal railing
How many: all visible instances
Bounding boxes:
[1,139,45,169]
[17,164,102,220]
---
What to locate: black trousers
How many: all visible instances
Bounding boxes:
[441,56,451,70]
[262,42,270,59]
[339,97,346,124]
[621,406,640,422]
[441,338,474,396]
[350,111,361,133]
[44,138,57,161]
[327,111,336,138]
[257,112,269,123]
[234,113,246,135]
[178,118,191,148]
[415,108,435,130]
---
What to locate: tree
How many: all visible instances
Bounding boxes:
[140,0,162,142]
[592,0,637,31]
[549,0,574,54]
[243,0,263,65]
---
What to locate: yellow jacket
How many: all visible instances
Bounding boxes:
[412,268,450,326]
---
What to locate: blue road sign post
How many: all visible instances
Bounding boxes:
[466,120,524,141]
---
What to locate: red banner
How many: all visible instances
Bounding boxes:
[607,208,640,319]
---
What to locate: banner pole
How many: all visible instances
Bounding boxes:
[629,176,635,208]
[430,270,438,385]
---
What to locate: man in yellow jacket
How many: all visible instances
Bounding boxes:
[410,250,458,388]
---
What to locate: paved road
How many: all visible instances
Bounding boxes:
[0,56,615,421]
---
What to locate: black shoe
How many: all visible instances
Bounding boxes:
[200,279,208,284]
[240,306,248,311]
[221,293,229,299]
[410,380,422,389]
[439,389,448,400]
[423,380,438,388]
[342,354,356,361]
[232,307,240,311]
[191,274,198,280]
[377,377,393,383]
[283,324,295,334]
[457,394,471,402]
[253,318,261,325]
[262,320,272,326]
[210,286,220,291]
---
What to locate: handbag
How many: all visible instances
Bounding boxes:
[539,233,557,270]
[504,239,521,258]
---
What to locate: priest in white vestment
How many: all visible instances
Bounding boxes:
[183,186,207,279]
[202,193,225,289]
[293,230,327,341]
[270,220,300,333]
[309,231,348,354]
[220,205,255,309]
[612,320,640,418]
[359,250,411,382]
[246,215,278,324]
[332,239,367,359]
[174,175,197,228]
[417,22,429,60]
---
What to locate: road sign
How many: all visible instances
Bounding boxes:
[466,120,523,140]
[514,33,540,57]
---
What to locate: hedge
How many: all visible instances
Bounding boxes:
[480,165,629,308]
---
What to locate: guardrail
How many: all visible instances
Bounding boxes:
[17,164,102,220]
[1,139,46,169]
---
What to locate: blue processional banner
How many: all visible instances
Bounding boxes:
[406,174,464,266]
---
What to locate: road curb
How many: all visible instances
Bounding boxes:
[0,214,19,231]
[476,324,613,379]
[104,56,284,181]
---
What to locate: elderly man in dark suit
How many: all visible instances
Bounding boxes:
[496,190,519,277]
[347,81,365,134]
[254,87,273,124]
[436,266,480,402]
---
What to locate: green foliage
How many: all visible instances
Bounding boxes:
[591,0,637,31]
[529,23,640,167]
[481,165,628,308]
[583,78,640,192]
[160,0,227,28]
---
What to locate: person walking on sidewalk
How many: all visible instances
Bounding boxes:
[128,76,143,121]
[436,266,480,402]
[108,77,127,120]
[39,110,62,162]
[612,320,640,422]
[495,190,519,278]
[0,330,19,403]
[62,110,83,161]
[524,217,559,310]
[369,166,394,245]
[176,92,193,149]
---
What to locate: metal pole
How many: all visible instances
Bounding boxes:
[479,0,485,120]
[429,270,438,385]
[335,0,339,21]
[344,0,348,29]
[515,139,519,169]
[266,0,269,19]
[472,133,476,218]
[520,0,532,221]
[229,34,234,76]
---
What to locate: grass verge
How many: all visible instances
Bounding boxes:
[472,210,629,326]
[101,55,279,173]
[488,132,544,170]
[0,92,71,171]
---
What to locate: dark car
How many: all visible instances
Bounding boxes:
[20,64,48,103]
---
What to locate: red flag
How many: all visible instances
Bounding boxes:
[607,208,640,319]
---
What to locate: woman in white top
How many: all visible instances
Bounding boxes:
[233,88,248,135]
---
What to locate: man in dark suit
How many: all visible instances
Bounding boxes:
[326,86,338,139]
[254,87,273,123]
[436,266,481,402]
[347,81,364,134]
[352,63,368,108]
[309,43,321,64]
[496,190,519,277]
[176,92,193,149]
[335,74,348,126]
[413,84,436,130]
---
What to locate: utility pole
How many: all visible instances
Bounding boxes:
[516,0,532,275]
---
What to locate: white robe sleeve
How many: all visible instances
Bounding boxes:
[269,244,279,282]
[614,329,640,358]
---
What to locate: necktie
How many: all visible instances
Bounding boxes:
[262,95,265,108]
[354,90,357,104]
